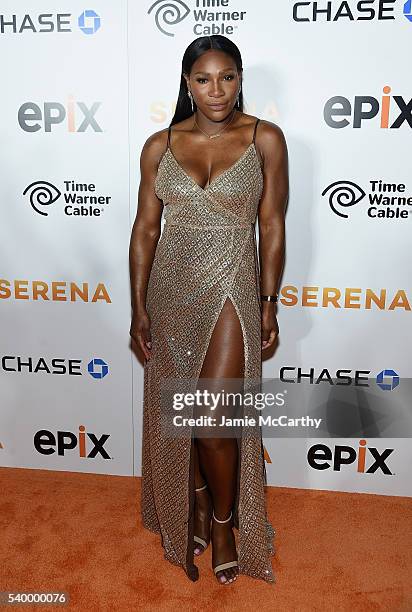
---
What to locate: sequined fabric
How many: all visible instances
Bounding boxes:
[141,119,276,583]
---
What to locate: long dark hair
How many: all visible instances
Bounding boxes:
[170,35,244,127]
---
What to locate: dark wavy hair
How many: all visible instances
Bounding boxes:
[170,35,244,127]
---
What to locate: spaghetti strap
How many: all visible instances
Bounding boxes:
[252,118,260,145]
[166,125,172,151]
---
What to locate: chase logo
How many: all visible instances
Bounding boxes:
[88,358,109,379]
[0,11,101,35]
[376,369,400,391]
[279,367,401,390]
[148,0,190,36]
[404,0,412,22]
[78,10,101,35]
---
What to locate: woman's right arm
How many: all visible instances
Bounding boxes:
[129,131,166,361]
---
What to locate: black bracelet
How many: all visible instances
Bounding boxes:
[261,294,278,303]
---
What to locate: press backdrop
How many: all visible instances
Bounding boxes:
[1,0,411,497]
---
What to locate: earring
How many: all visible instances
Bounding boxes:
[236,89,240,107]
[188,90,194,112]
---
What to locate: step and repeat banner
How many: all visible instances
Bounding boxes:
[1,1,411,497]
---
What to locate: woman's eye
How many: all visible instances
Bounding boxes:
[196,75,235,84]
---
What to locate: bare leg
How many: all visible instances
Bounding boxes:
[192,438,212,556]
[195,297,244,584]
[193,440,205,488]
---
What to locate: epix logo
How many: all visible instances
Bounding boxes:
[324,86,412,129]
[34,426,111,459]
[308,440,394,475]
[18,96,102,132]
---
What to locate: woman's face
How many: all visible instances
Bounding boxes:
[184,49,241,118]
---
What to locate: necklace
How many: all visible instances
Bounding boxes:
[193,108,237,139]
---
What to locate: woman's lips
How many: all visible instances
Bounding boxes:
[208,103,227,110]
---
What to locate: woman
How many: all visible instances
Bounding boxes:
[129,35,288,585]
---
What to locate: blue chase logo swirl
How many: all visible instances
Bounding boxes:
[78,10,101,35]
[23,181,61,216]
[88,358,109,379]
[148,0,190,36]
[376,369,400,391]
[322,180,366,218]
[404,0,412,22]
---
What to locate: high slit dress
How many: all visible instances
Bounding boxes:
[141,117,276,583]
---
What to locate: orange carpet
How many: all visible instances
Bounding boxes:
[1,467,411,611]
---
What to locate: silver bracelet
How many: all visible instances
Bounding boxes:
[261,294,278,303]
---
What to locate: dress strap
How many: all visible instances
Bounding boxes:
[166,125,172,151]
[252,118,260,145]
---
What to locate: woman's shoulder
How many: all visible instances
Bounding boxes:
[253,116,285,143]
[235,112,285,143]
[140,126,170,167]
[250,117,287,165]
[251,118,288,171]
[143,126,169,151]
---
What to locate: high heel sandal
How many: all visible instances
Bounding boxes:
[212,510,239,583]
[193,484,212,555]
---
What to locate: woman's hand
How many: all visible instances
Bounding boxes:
[261,303,279,350]
[130,309,152,362]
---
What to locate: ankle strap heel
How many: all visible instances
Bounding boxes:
[211,509,239,579]
[212,509,232,524]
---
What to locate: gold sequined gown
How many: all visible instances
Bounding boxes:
[141,117,275,583]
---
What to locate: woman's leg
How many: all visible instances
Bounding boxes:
[192,437,213,556]
[195,297,245,584]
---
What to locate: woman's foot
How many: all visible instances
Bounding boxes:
[193,483,212,556]
[211,510,239,584]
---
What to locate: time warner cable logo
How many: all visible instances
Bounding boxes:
[23,181,61,215]
[23,179,111,218]
[322,180,412,220]
[148,0,190,36]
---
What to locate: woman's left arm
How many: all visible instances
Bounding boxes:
[256,121,289,350]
